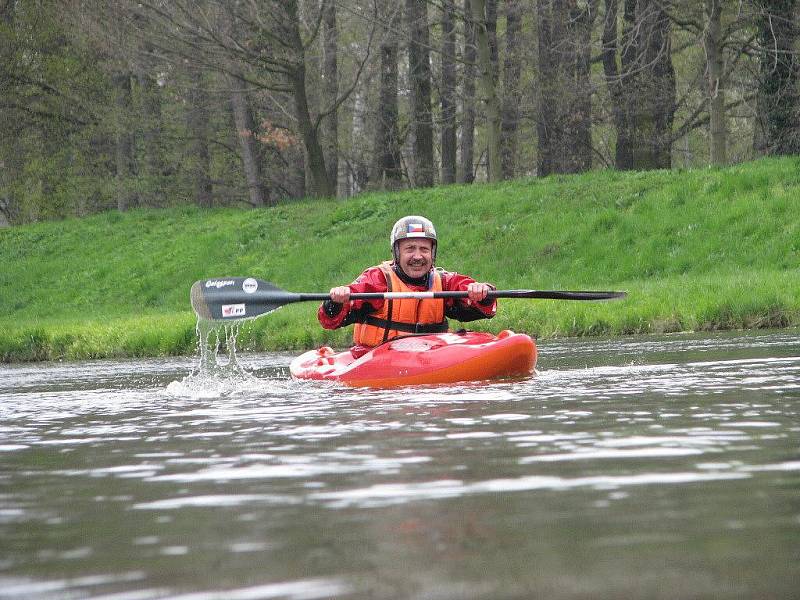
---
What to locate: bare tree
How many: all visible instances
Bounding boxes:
[216,5,269,206]
[636,0,676,169]
[113,71,136,211]
[656,0,766,166]
[459,0,477,183]
[282,0,334,197]
[371,2,403,189]
[471,0,503,181]
[229,72,270,207]
[407,0,435,187]
[185,68,213,208]
[135,38,166,207]
[115,0,377,199]
[753,0,799,156]
[704,0,727,164]
[537,0,597,176]
[441,0,458,184]
[500,0,523,179]
[602,0,632,169]
[321,0,339,194]
[602,0,675,170]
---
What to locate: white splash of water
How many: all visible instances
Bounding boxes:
[165,319,257,398]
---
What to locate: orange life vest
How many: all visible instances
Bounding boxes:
[353,262,448,346]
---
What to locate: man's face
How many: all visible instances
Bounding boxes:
[397,238,434,279]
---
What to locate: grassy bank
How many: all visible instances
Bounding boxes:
[2,157,799,362]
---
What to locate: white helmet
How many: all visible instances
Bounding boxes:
[390,215,437,262]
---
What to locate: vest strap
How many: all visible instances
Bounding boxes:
[382,266,394,343]
[359,315,449,334]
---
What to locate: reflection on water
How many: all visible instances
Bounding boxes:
[0,329,798,599]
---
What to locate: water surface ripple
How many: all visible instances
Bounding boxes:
[1,330,798,599]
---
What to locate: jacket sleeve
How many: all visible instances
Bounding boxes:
[440,271,497,322]
[317,267,388,330]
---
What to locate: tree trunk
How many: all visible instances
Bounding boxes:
[186,69,212,208]
[219,6,268,207]
[614,0,637,170]
[406,0,435,187]
[290,63,334,198]
[350,86,370,194]
[136,72,164,207]
[704,0,727,164]
[471,0,502,181]
[754,0,800,156]
[136,37,165,208]
[0,0,13,24]
[536,0,597,175]
[321,0,339,194]
[630,0,676,169]
[440,0,457,184]
[487,0,499,80]
[602,0,634,169]
[602,0,674,170]
[571,0,596,171]
[229,75,269,207]
[286,0,334,198]
[0,198,10,227]
[500,0,522,179]
[1,0,15,225]
[536,0,554,176]
[459,0,477,183]
[371,4,403,189]
[113,72,135,212]
[371,2,403,189]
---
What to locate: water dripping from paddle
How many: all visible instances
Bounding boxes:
[166,318,256,397]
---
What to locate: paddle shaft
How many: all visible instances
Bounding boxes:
[201,289,625,304]
[190,278,626,320]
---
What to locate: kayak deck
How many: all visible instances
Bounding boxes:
[290,330,537,388]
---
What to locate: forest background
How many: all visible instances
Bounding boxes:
[2,0,799,224]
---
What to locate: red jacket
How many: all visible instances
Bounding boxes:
[318,264,496,339]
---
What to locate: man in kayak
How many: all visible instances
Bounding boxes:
[319,215,496,357]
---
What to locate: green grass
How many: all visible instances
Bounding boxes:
[2,157,799,361]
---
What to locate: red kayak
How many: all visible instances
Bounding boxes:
[289,330,537,388]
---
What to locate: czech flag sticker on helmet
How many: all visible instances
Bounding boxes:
[407,223,425,235]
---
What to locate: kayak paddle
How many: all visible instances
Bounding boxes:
[191,277,627,321]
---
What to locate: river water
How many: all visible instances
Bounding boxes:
[1,329,798,599]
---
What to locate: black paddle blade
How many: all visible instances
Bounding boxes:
[190,277,294,321]
[494,290,627,301]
